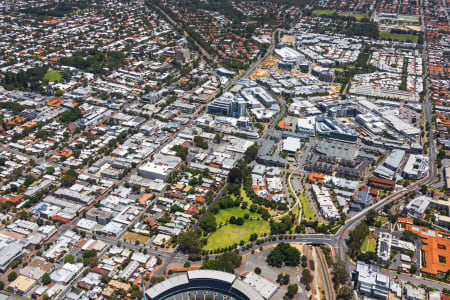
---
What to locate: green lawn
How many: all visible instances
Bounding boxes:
[361,237,376,253]
[204,220,270,251]
[214,207,260,225]
[312,9,335,16]
[379,31,418,43]
[299,193,317,221]
[44,70,62,83]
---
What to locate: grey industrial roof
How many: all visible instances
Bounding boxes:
[146,274,189,299]
[232,278,264,300]
[384,149,405,170]
[187,270,235,283]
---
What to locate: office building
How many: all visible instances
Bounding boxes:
[404,196,432,218]
[352,261,390,300]
[377,232,392,264]
[208,93,246,118]
[315,117,358,143]
[402,155,429,179]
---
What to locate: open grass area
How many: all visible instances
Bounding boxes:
[214,207,260,225]
[299,193,317,221]
[312,9,335,16]
[379,31,418,43]
[361,237,376,253]
[203,220,270,251]
[44,70,62,83]
[240,184,251,203]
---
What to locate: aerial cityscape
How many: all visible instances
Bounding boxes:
[0,0,447,299]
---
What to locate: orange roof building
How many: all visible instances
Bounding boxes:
[0,195,23,203]
[308,173,325,184]
[195,196,205,203]
[405,224,450,276]
[397,217,413,224]
[59,148,73,158]
[46,98,64,107]
[277,120,290,131]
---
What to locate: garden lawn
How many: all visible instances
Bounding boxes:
[299,193,316,221]
[204,220,270,251]
[379,31,418,43]
[44,70,62,83]
[361,237,376,253]
[214,207,260,225]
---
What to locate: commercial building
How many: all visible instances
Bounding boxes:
[311,184,340,220]
[402,155,429,179]
[216,68,236,77]
[405,224,450,277]
[374,149,405,180]
[377,232,392,264]
[351,189,371,211]
[86,207,113,225]
[282,137,301,153]
[50,263,83,285]
[318,100,362,118]
[297,117,316,136]
[240,272,278,299]
[208,93,246,118]
[315,117,358,143]
[352,261,390,300]
[7,275,36,294]
[377,232,415,265]
[404,196,432,218]
[0,240,28,272]
[311,66,335,82]
[368,176,395,190]
[241,87,277,108]
[404,284,426,300]
[138,163,171,181]
[274,47,304,60]
[138,154,181,181]
[171,100,196,114]
[20,258,54,280]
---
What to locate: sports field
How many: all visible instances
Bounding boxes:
[312,9,335,16]
[379,31,418,43]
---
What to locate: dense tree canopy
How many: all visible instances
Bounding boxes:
[270,216,293,235]
[177,231,202,254]
[201,251,242,273]
[267,243,300,267]
[200,212,217,233]
[347,222,369,258]
[60,107,83,123]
